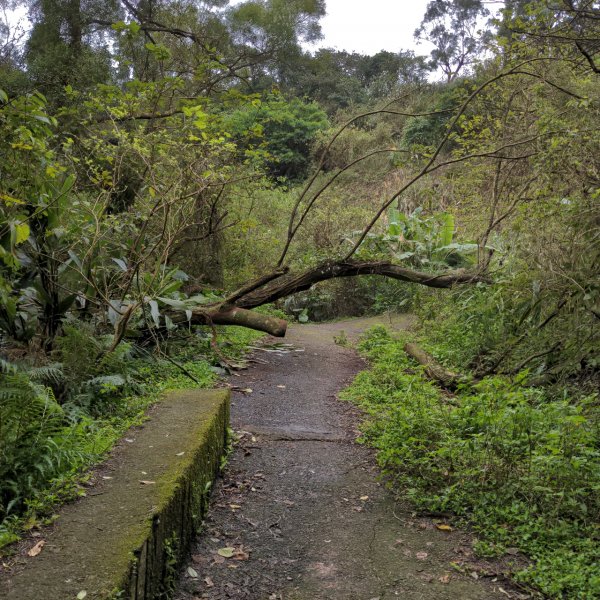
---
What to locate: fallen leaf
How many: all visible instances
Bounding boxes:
[204,576,214,587]
[102,476,113,480]
[435,524,453,532]
[175,452,185,456]
[76,592,87,600]
[439,574,451,584]
[360,495,369,501]
[241,388,253,394]
[416,551,428,560]
[234,546,249,561]
[229,504,242,510]
[470,571,479,579]
[277,385,286,389]
[217,547,235,558]
[27,540,45,557]
[139,480,156,485]
[187,567,198,578]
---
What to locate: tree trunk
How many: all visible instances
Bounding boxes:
[403,342,463,390]
[235,260,490,310]
[188,306,288,337]
[164,260,488,338]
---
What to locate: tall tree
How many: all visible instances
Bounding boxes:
[415,0,491,81]
[0,1,28,93]
[25,0,119,96]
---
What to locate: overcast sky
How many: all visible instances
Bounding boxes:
[312,0,434,56]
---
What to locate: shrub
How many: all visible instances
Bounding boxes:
[342,327,600,598]
[0,360,85,519]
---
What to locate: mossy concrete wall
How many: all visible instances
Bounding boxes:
[1,389,230,600]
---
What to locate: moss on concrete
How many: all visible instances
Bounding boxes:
[0,389,230,600]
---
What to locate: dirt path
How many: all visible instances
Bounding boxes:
[175,315,510,600]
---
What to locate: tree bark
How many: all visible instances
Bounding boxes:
[189,306,288,337]
[165,260,488,338]
[404,342,463,390]
[235,260,489,310]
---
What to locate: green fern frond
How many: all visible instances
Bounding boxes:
[27,363,65,386]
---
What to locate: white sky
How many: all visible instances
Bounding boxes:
[312,0,434,56]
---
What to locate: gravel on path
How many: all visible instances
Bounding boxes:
[175,315,517,600]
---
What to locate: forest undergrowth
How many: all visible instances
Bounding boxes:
[0,323,263,551]
[342,295,600,599]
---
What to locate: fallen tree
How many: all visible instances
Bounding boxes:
[403,342,465,390]
[178,260,490,337]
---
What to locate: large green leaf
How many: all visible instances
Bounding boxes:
[438,213,455,247]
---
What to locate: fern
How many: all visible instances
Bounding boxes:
[0,360,81,520]
[27,363,65,387]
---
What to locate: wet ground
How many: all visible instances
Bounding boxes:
[175,315,520,600]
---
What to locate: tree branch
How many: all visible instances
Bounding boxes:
[234,260,490,310]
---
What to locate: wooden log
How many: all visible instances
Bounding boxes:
[403,342,462,390]
[236,260,490,310]
[189,306,288,337]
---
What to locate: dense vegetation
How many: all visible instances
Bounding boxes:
[343,324,599,597]
[0,0,598,595]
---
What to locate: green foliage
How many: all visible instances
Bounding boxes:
[0,360,84,519]
[401,83,465,148]
[355,206,479,269]
[414,252,599,385]
[224,93,329,180]
[0,330,222,547]
[342,327,600,598]
[25,0,117,99]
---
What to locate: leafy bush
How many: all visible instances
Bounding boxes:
[225,93,329,180]
[414,257,599,387]
[0,319,259,548]
[342,327,600,598]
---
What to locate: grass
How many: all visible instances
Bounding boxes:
[341,325,600,599]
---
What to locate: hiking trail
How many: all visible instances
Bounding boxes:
[176,315,513,600]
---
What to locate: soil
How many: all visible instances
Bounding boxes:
[175,315,527,600]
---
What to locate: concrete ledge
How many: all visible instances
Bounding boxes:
[1,389,230,600]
